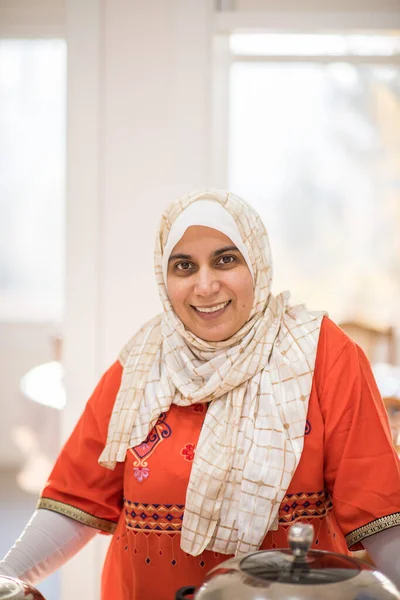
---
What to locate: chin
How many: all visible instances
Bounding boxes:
[194,326,234,343]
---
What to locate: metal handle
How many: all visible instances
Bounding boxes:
[288,523,314,559]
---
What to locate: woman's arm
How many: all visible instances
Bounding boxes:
[363,526,400,589]
[0,362,126,586]
[317,322,400,548]
[0,509,96,585]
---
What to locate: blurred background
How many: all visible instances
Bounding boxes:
[1,1,400,598]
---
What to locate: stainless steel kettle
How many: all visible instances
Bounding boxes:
[0,575,45,600]
[176,523,400,600]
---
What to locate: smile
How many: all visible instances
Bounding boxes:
[192,300,231,315]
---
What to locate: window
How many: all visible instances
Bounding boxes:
[0,39,66,321]
[228,34,400,327]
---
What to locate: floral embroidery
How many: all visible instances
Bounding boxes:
[181,443,196,461]
[133,466,149,483]
[305,420,312,435]
[129,413,172,483]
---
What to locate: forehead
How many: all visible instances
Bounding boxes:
[171,226,234,253]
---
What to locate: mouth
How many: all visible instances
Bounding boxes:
[191,300,231,320]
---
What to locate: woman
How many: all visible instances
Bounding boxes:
[1,189,400,598]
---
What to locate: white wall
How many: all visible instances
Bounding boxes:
[234,0,400,11]
[0,323,59,468]
[64,1,215,597]
[215,0,400,31]
[0,0,65,36]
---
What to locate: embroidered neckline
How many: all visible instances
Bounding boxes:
[129,412,172,483]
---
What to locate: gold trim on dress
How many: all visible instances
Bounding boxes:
[37,498,117,534]
[346,512,400,548]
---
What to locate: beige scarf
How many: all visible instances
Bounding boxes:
[99,189,324,556]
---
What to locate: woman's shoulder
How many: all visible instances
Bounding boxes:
[314,316,358,382]
[86,360,124,415]
[317,315,355,355]
[319,314,351,342]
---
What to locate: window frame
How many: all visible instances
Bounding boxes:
[211,20,400,188]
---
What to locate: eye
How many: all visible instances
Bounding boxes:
[216,255,236,266]
[175,261,195,272]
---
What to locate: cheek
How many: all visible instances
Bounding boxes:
[167,278,189,312]
[243,286,254,311]
[230,272,254,309]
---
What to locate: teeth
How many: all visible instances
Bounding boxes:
[195,301,229,314]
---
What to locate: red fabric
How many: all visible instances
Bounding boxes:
[41,317,400,600]
[42,365,125,526]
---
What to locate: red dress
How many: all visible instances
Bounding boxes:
[39,317,400,600]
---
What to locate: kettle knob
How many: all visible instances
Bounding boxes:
[288,523,314,559]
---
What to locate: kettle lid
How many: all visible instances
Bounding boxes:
[0,575,45,599]
[0,577,23,599]
[239,523,366,585]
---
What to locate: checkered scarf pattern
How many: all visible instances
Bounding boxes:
[99,190,324,556]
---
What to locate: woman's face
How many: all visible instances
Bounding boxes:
[167,226,254,342]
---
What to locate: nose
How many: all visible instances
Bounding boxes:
[193,267,220,297]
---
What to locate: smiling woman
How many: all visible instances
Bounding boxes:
[167,226,253,342]
[0,189,400,600]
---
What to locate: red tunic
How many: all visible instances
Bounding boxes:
[39,317,400,600]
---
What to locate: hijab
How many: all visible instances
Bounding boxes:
[99,189,324,556]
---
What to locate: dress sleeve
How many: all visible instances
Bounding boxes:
[316,318,400,550]
[38,361,125,534]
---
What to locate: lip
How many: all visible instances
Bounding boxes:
[191,300,231,321]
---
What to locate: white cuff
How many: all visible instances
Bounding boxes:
[0,508,97,585]
[363,525,400,589]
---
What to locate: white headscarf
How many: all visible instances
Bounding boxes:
[161,199,254,285]
[99,189,324,556]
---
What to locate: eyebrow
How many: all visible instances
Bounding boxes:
[168,245,239,262]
